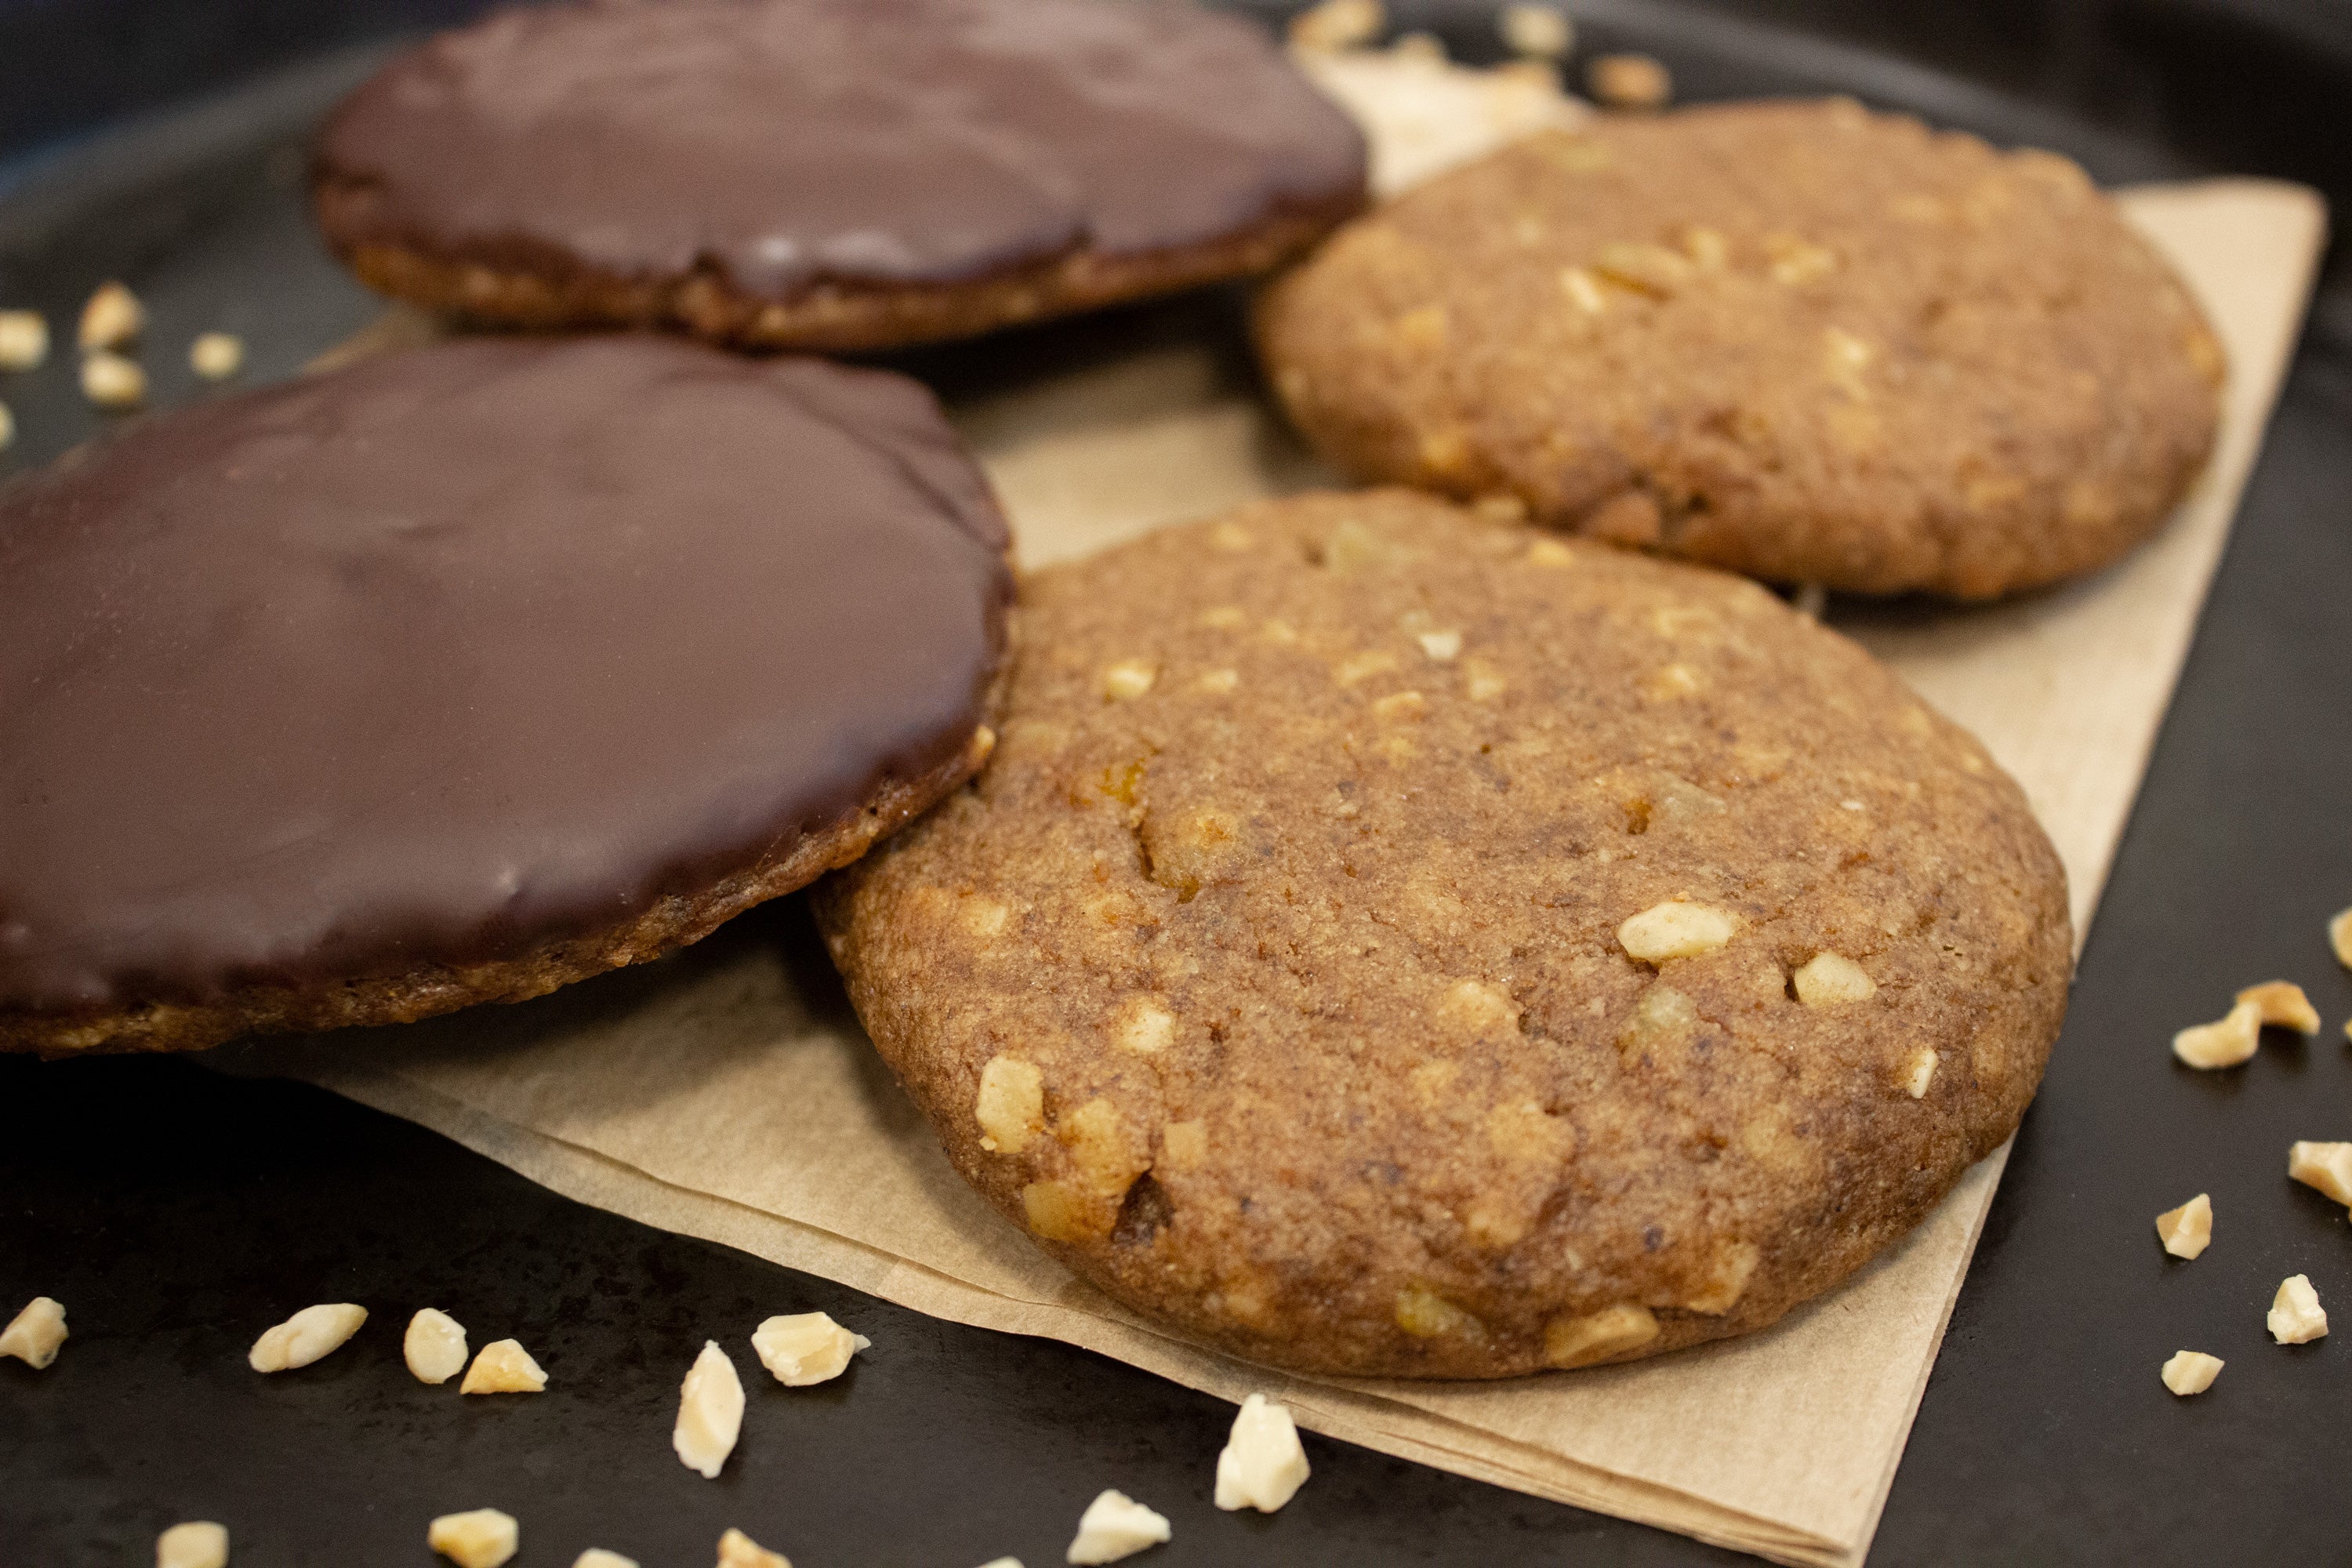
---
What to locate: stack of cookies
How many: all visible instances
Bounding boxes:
[0,0,2222,1381]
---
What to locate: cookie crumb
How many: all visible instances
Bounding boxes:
[0,310,46,371]
[1498,2,1571,59]
[405,1308,470,1385]
[2288,1141,2352,1207]
[1618,899,1740,963]
[1214,1392,1311,1512]
[572,1552,638,1568]
[2154,1193,2212,1260]
[2159,1350,2223,1396]
[459,1337,546,1394]
[1066,1490,1171,1565]
[1793,951,1875,1007]
[2235,980,2321,1034]
[157,1522,229,1568]
[0,1296,66,1369]
[78,281,144,350]
[1544,1302,1661,1367]
[189,332,245,380]
[717,1529,789,1568]
[673,1340,746,1479]
[249,1304,366,1373]
[81,350,147,409]
[428,1510,518,1568]
[2171,1000,2261,1069]
[2268,1274,2327,1344]
[1587,53,1671,111]
[1287,0,1382,51]
[750,1312,869,1386]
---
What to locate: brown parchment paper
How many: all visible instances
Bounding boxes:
[229,178,2324,1567]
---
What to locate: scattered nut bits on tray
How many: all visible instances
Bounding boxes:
[1587,52,1672,110]
[2172,998,2263,1069]
[405,1308,470,1385]
[2235,980,2321,1033]
[751,1312,869,1386]
[1066,1490,1172,1565]
[156,1520,229,1568]
[717,1526,791,1568]
[1213,1393,1312,1513]
[0,1295,67,1368]
[2154,1193,2212,1260]
[2288,1141,2352,1207]
[247,1304,366,1373]
[0,308,45,370]
[673,1341,747,1479]
[460,1338,546,1394]
[1497,1,1571,58]
[78,280,143,350]
[0,401,13,450]
[572,1551,638,1568]
[1287,0,1382,51]
[81,349,147,409]
[2331,906,2352,967]
[2159,1350,2223,1396]
[2267,1275,2328,1344]
[428,1508,518,1568]
[188,331,245,380]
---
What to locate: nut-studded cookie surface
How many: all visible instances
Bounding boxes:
[1255,100,2223,600]
[818,490,2071,1377]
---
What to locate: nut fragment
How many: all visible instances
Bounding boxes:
[2159,1350,2223,1396]
[1393,1284,1480,1339]
[0,310,46,371]
[751,1312,869,1386]
[1115,999,1177,1055]
[1544,1302,1661,1367]
[1287,0,1382,51]
[2268,1274,2328,1345]
[1100,659,1156,701]
[0,401,12,450]
[1618,899,1740,963]
[1497,2,1571,58]
[2235,980,2321,1034]
[716,1529,790,1568]
[1587,53,1671,110]
[1066,1490,1172,1565]
[81,350,147,409]
[2288,1141,2352,1207]
[0,1295,67,1369]
[673,1340,746,1479]
[2154,1193,2212,1260]
[1900,1047,1940,1099]
[428,1509,518,1568]
[2171,1000,2261,1069]
[1416,629,1462,662]
[572,1553,639,1568]
[405,1308,470,1385]
[459,1337,546,1394]
[1214,1392,1311,1513]
[78,280,144,350]
[2331,906,2352,968]
[157,1521,229,1568]
[975,1054,1045,1153]
[1792,952,1875,1007]
[189,332,245,380]
[248,1303,366,1373]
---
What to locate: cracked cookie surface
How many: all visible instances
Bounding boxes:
[1254,99,2223,600]
[817,489,2071,1377]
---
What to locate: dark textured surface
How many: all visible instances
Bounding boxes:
[3,4,2350,1564]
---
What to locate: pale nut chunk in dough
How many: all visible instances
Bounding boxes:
[572,1552,639,1568]
[1901,1047,1940,1099]
[428,1509,519,1568]
[2160,1350,2223,1396]
[1543,1302,1661,1368]
[975,1054,1046,1154]
[0,1295,67,1369]
[2268,1274,2328,1345]
[78,280,144,350]
[1066,1490,1172,1565]
[0,309,47,370]
[1100,659,1157,701]
[2154,1193,2212,1260]
[2288,1141,2352,1207]
[2235,980,2321,1034]
[1618,899,1740,963]
[157,1520,229,1568]
[1213,1392,1312,1513]
[716,1529,790,1568]
[460,1338,546,1394]
[673,1340,746,1479]
[249,1303,366,1373]
[1793,951,1876,1006]
[751,1312,869,1387]
[1393,1284,1481,1340]
[2171,1000,2261,1069]
[405,1308,470,1385]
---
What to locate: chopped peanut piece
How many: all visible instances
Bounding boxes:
[1588,53,1671,110]
[716,1529,789,1568]
[2172,1000,2261,1069]
[572,1553,639,1568]
[2288,1141,2352,1207]
[1618,899,1740,963]
[0,310,46,370]
[81,350,147,409]
[189,332,245,380]
[1793,952,1875,1006]
[1393,1284,1479,1339]
[156,1520,229,1568]
[2236,980,2321,1034]
[1287,0,1382,51]
[1901,1047,1939,1099]
[2268,1275,2327,1344]
[1067,1490,1171,1565]
[1416,629,1462,662]
[2154,1193,2212,1260]
[248,1304,366,1373]
[2160,1350,2223,1396]
[975,1054,1045,1154]
[1115,999,1176,1055]
[2330,906,2352,968]
[1498,2,1571,58]
[405,1308,469,1385]
[0,1296,67,1369]
[1683,1240,1761,1314]
[673,1341,746,1479]
[78,280,144,350]
[1544,1302,1660,1367]
[428,1509,518,1568]
[1214,1392,1311,1512]
[751,1312,869,1386]
[1100,659,1156,701]
[459,1338,546,1394]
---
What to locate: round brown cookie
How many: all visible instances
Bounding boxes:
[817,489,2072,1378]
[0,336,1012,1056]
[1255,99,2224,600]
[314,0,1367,354]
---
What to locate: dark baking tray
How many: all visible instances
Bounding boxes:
[3,4,2349,1563]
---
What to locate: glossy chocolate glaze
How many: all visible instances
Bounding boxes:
[0,336,1011,1010]
[315,0,1367,296]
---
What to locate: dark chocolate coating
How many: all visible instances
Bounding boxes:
[313,0,1367,296]
[0,336,1011,1010]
